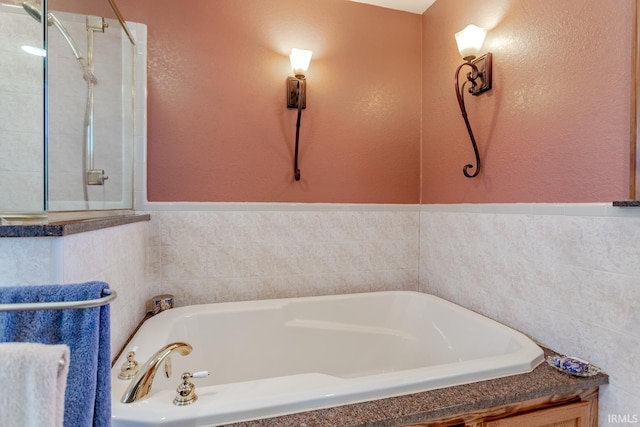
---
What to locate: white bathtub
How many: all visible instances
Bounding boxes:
[111,291,544,426]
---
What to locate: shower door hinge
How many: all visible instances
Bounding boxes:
[88,169,109,185]
[87,15,107,32]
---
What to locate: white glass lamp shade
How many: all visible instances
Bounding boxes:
[454,25,486,60]
[290,48,313,77]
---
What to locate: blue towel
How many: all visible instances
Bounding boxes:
[0,281,111,427]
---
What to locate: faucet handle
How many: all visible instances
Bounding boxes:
[192,371,209,379]
[173,371,210,406]
[118,346,140,380]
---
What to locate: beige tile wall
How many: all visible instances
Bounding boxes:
[61,221,151,356]
[419,204,640,424]
[4,201,639,422]
[145,208,420,306]
[0,221,151,359]
[0,237,59,286]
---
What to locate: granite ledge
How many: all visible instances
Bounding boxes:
[222,348,608,427]
[0,214,150,238]
[613,200,640,207]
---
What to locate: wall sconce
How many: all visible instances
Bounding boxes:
[454,24,492,178]
[287,48,312,181]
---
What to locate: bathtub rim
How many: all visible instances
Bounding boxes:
[111,290,546,426]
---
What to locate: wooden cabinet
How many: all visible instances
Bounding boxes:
[404,387,598,427]
[482,400,592,427]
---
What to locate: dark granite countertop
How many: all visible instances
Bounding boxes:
[613,200,640,207]
[222,348,607,427]
[0,214,150,237]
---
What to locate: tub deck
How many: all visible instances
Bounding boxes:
[221,348,606,427]
[112,291,545,427]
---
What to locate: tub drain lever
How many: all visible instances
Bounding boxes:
[173,371,209,406]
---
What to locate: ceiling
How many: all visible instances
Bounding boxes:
[348,0,436,14]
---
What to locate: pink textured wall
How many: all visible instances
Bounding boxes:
[118,0,422,203]
[61,0,632,204]
[421,0,633,203]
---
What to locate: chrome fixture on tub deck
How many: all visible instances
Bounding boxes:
[173,371,210,406]
[147,294,174,315]
[117,346,140,380]
[121,342,192,403]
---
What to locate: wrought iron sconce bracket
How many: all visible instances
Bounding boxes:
[286,48,312,182]
[287,76,306,181]
[287,77,306,109]
[465,53,492,96]
[455,52,492,178]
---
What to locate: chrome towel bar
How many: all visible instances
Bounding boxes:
[0,289,117,312]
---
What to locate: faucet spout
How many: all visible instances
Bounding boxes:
[121,342,192,403]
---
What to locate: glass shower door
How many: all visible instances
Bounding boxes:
[0,0,136,220]
[0,2,45,217]
[46,0,135,212]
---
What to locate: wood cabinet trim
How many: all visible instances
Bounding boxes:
[403,387,598,427]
